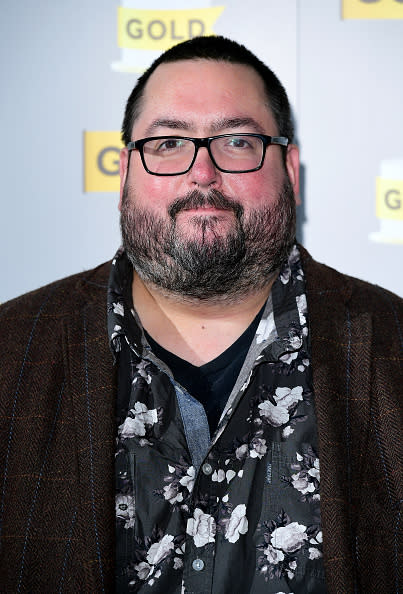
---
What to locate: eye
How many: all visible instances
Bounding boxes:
[156,138,185,152]
[227,137,251,149]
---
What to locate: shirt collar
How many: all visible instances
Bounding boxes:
[107,247,142,358]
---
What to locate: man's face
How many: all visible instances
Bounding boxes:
[119,59,300,301]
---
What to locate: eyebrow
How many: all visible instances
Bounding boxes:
[209,117,266,134]
[144,119,192,136]
[143,116,266,137]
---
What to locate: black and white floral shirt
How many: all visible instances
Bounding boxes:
[108,246,327,594]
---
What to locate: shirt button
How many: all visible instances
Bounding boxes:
[192,558,205,572]
[202,463,213,476]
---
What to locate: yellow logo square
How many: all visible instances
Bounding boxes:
[84,131,123,193]
[342,0,403,19]
[376,178,403,219]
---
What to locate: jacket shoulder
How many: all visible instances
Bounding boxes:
[0,261,111,321]
[300,245,403,316]
[0,261,111,408]
[0,261,111,362]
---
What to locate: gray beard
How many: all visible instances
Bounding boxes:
[120,182,296,302]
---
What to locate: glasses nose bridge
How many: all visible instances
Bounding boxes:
[192,137,215,166]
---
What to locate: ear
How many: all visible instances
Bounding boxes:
[118,147,129,211]
[285,144,301,206]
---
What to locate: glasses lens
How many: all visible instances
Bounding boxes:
[210,135,264,172]
[142,138,195,174]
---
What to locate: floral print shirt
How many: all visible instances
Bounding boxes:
[108,246,327,594]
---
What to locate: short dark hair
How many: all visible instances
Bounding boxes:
[121,35,294,146]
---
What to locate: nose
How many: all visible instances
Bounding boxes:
[187,147,222,189]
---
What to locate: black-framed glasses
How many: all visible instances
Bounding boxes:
[126,133,289,176]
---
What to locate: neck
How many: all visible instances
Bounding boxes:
[132,271,277,366]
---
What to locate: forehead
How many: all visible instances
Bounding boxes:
[133,59,277,137]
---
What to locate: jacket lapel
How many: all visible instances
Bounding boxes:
[302,247,373,593]
[64,264,116,592]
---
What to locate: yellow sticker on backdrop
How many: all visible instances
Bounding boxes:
[342,0,403,20]
[118,7,225,50]
[376,178,403,219]
[84,131,123,193]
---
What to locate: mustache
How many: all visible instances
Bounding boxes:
[168,189,244,220]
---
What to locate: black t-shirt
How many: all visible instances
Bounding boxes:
[144,306,264,434]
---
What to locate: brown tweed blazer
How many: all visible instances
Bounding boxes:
[0,247,402,593]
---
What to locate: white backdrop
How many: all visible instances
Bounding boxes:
[1,0,402,303]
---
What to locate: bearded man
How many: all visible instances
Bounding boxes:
[0,36,401,594]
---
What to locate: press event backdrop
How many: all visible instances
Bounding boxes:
[1,0,402,303]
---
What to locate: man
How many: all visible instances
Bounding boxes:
[0,36,401,594]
